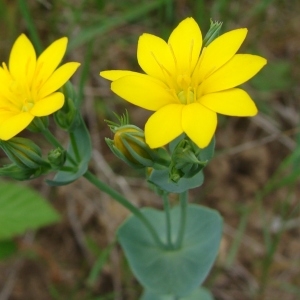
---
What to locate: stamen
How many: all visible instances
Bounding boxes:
[150,51,177,90]
[150,52,172,77]
[191,47,206,86]
[168,43,178,73]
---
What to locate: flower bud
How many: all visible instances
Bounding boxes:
[0,163,37,181]
[106,125,155,169]
[169,139,207,183]
[48,148,66,169]
[0,137,47,169]
[203,19,223,47]
[54,81,80,131]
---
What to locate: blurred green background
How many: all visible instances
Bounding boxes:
[0,0,300,299]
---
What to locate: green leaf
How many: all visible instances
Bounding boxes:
[118,204,222,297]
[0,181,60,240]
[46,116,92,186]
[148,169,204,193]
[0,240,17,260]
[141,286,214,300]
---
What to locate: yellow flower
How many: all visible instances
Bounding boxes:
[0,34,80,140]
[100,18,267,148]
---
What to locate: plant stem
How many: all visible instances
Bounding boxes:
[83,170,165,248]
[69,131,80,161]
[175,191,188,249]
[162,193,172,249]
[41,128,77,166]
[42,128,63,149]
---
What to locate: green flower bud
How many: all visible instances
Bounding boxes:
[48,148,66,169]
[0,163,37,181]
[54,81,80,131]
[0,137,47,169]
[203,19,223,47]
[169,139,207,183]
[106,125,155,169]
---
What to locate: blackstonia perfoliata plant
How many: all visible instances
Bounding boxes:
[0,17,266,300]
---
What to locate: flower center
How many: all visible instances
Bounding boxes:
[177,89,195,104]
[9,79,35,112]
[21,100,34,112]
[175,73,197,104]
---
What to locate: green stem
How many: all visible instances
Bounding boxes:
[83,170,165,248]
[69,131,80,161]
[175,191,188,249]
[41,128,77,166]
[162,193,172,249]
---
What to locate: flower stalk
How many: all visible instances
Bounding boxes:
[84,170,165,248]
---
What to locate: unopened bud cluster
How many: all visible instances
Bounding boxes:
[106,114,212,185]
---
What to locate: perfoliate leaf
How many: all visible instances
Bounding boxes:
[118,204,222,297]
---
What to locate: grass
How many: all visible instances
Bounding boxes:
[0,0,299,299]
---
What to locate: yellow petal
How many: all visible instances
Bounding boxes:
[200,54,267,94]
[0,112,33,140]
[200,88,257,116]
[0,109,19,126]
[137,33,175,82]
[145,104,184,148]
[0,66,16,103]
[8,34,36,85]
[111,74,176,111]
[30,92,64,116]
[34,37,68,87]
[182,103,217,148]
[168,17,202,74]
[0,97,20,115]
[100,70,143,81]
[38,62,80,99]
[197,28,248,82]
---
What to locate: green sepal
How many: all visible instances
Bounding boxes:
[47,148,67,170]
[54,81,81,131]
[169,139,207,182]
[46,115,92,186]
[148,137,215,193]
[0,163,44,181]
[27,116,49,133]
[106,123,170,169]
[203,19,223,47]
[0,137,48,169]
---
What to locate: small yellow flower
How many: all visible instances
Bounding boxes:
[100,18,267,148]
[0,34,80,140]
